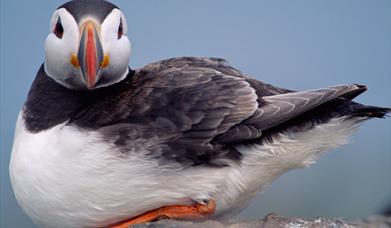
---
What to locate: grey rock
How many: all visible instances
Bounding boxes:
[134,214,391,228]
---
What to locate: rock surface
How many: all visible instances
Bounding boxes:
[134,214,391,228]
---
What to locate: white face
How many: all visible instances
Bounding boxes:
[44,8,131,90]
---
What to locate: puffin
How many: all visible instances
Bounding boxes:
[9,0,390,227]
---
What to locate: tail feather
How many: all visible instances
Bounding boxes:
[349,105,391,118]
[256,98,390,144]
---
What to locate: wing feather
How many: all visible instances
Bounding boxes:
[71,57,367,165]
[242,84,361,129]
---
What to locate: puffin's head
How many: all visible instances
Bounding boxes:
[44,0,131,90]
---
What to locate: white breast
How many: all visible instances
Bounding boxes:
[9,112,240,227]
[9,111,362,227]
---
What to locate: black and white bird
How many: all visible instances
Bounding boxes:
[10,0,390,227]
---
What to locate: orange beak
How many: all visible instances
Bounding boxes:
[78,21,103,90]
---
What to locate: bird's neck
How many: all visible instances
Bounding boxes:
[22,64,134,132]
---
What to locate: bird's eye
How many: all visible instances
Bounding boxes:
[54,17,64,39]
[118,19,123,39]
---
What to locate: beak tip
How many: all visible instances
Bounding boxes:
[86,83,95,90]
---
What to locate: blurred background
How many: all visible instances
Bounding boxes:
[1,0,390,227]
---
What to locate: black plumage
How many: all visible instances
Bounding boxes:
[58,0,118,23]
[23,57,390,166]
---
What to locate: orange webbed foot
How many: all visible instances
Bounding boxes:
[110,199,216,228]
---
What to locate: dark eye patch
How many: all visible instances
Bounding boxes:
[54,17,64,39]
[118,18,123,39]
